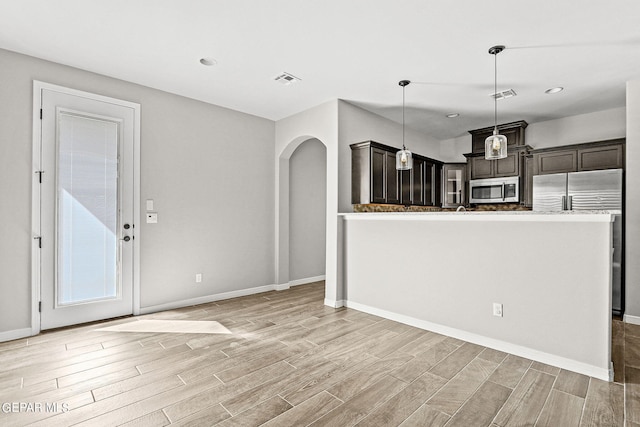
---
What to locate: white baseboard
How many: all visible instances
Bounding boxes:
[624,314,640,325]
[345,300,611,382]
[140,284,283,315]
[324,298,345,308]
[289,275,326,287]
[0,328,32,343]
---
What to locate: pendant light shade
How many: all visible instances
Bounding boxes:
[396,80,413,170]
[485,129,508,159]
[485,45,508,160]
[396,147,413,170]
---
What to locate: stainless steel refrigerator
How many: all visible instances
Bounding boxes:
[533,169,624,315]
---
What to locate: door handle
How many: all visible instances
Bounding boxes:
[122,236,131,242]
[124,223,131,230]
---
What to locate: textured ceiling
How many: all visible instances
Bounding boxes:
[1,0,639,139]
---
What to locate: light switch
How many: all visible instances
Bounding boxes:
[146,199,154,211]
[146,212,158,224]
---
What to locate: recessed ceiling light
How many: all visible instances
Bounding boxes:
[545,87,564,94]
[199,57,217,66]
[446,113,460,118]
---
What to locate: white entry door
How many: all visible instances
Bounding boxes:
[38,84,138,330]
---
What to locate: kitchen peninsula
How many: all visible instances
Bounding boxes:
[339,210,616,381]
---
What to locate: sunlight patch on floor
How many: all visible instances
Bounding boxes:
[94,319,231,334]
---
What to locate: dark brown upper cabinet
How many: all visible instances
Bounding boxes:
[401,157,427,206]
[523,138,625,207]
[464,146,531,181]
[351,140,443,207]
[358,144,400,204]
[533,139,625,175]
[469,120,528,154]
[464,121,530,195]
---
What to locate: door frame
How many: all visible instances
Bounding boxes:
[31,81,141,335]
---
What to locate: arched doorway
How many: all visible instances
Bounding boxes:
[274,100,341,307]
[288,139,327,285]
[276,135,328,290]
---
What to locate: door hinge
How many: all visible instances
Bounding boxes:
[34,236,42,248]
[40,108,43,120]
[38,301,41,313]
[35,170,44,183]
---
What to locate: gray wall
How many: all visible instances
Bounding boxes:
[437,107,626,162]
[626,80,640,321]
[343,214,613,379]
[289,139,326,281]
[338,100,442,213]
[0,48,275,334]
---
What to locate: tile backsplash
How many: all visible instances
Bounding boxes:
[352,203,531,213]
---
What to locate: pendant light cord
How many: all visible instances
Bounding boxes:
[402,84,406,150]
[494,51,498,130]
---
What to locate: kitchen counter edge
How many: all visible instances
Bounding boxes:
[339,210,620,223]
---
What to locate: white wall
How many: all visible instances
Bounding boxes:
[0,48,275,337]
[338,100,442,213]
[342,213,613,380]
[626,80,640,322]
[526,108,626,149]
[438,108,626,161]
[274,100,339,305]
[289,139,326,282]
[139,91,275,309]
[438,134,471,163]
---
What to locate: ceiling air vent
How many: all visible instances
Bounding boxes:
[274,72,301,85]
[491,89,517,100]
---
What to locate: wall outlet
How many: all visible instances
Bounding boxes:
[493,303,503,317]
[195,273,202,283]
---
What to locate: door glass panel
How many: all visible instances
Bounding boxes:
[57,112,119,305]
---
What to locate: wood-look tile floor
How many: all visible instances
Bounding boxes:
[0,282,633,426]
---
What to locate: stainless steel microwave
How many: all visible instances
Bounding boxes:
[469,176,519,203]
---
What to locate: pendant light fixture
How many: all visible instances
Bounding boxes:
[396,80,413,170]
[485,45,508,160]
